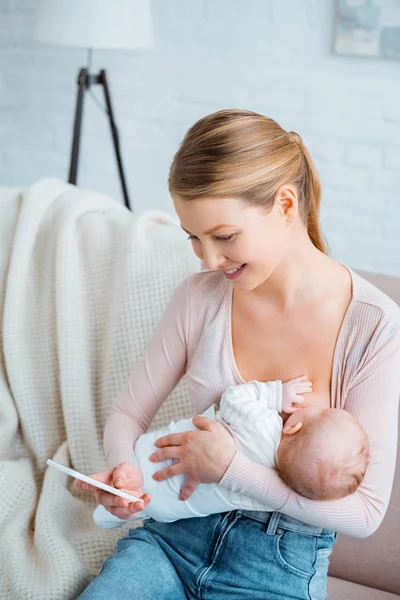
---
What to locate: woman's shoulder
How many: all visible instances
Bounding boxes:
[339,269,400,393]
[345,270,400,367]
[350,268,400,332]
[175,270,230,349]
[185,269,231,305]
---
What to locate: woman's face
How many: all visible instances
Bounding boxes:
[173,191,298,291]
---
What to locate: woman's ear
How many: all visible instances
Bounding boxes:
[275,184,298,223]
[283,421,303,436]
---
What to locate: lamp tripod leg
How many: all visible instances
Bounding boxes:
[69,68,88,185]
[100,69,131,211]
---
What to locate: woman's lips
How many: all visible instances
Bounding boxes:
[223,264,247,280]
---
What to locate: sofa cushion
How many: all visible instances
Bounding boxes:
[328,577,400,599]
[328,412,400,593]
[328,271,400,595]
[356,270,400,305]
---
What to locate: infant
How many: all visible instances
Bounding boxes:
[94,376,370,528]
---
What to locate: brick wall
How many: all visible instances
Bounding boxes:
[1,0,399,275]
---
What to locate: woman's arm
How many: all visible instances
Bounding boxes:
[103,278,191,469]
[219,323,400,538]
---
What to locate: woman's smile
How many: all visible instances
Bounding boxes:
[222,263,247,280]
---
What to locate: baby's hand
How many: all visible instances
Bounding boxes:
[282,375,312,413]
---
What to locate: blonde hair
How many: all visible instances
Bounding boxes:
[169,108,327,253]
[276,409,370,501]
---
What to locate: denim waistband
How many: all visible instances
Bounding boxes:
[238,510,336,537]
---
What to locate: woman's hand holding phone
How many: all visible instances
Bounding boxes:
[74,461,151,519]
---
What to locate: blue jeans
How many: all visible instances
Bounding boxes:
[77,510,336,600]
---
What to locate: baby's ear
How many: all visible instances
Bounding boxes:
[283,422,303,436]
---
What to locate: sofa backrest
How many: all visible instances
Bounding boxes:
[328,270,400,596]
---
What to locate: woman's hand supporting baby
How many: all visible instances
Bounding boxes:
[74,462,151,520]
[149,415,237,501]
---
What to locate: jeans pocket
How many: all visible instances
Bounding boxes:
[309,548,332,600]
[275,529,317,578]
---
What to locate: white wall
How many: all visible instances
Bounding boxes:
[1,0,399,276]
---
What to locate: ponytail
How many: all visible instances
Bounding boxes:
[300,144,328,254]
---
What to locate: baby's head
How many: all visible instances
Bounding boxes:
[276,407,370,500]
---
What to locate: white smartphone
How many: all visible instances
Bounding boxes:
[46,459,142,503]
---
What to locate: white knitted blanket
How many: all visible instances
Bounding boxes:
[0,179,199,600]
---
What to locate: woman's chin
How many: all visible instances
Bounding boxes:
[237,272,270,292]
[227,265,274,292]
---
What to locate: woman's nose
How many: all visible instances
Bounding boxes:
[202,248,225,271]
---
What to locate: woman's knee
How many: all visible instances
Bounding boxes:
[77,527,187,600]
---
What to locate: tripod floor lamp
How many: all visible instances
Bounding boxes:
[33,0,154,211]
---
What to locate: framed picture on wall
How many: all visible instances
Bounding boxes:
[334,0,400,59]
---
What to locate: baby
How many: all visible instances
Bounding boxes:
[94,376,370,527]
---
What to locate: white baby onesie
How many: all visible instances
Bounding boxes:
[94,380,283,527]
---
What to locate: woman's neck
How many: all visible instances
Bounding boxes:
[251,237,339,312]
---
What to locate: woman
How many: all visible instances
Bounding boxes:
[76,109,400,600]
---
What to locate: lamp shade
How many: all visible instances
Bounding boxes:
[33,0,154,50]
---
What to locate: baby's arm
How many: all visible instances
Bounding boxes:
[219,376,312,423]
[218,379,310,466]
[218,381,282,436]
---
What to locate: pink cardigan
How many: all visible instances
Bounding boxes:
[104,268,400,538]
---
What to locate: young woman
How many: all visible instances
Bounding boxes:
[76,109,400,600]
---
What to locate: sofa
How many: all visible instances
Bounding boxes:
[1,181,398,598]
[328,270,400,599]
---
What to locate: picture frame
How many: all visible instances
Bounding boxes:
[333,0,400,59]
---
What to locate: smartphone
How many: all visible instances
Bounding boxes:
[46,459,142,503]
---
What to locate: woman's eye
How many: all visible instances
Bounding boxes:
[187,234,236,242]
[215,234,235,242]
